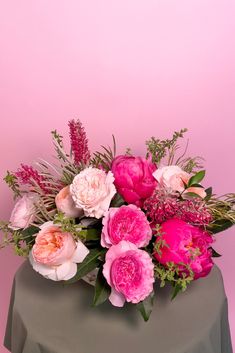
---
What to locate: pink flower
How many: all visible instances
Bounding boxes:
[111,155,157,207]
[103,241,154,307]
[101,205,152,248]
[183,186,207,199]
[153,165,190,193]
[154,218,214,280]
[29,222,89,281]
[9,194,38,230]
[68,119,90,165]
[55,185,83,218]
[70,167,116,219]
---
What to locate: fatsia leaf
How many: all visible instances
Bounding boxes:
[136,291,155,322]
[93,267,111,306]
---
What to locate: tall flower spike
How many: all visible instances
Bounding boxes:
[15,164,49,194]
[68,119,90,166]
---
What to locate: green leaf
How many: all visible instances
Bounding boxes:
[205,187,213,200]
[21,226,40,237]
[136,291,155,322]
[182,192,202,199]
[93,267,111,306]
[207,219,234,234]
[67,248,105,284]
[210,247,222,258]
[110,193,126,207]
[188,170,205,187]
[171,284,182,300]
[86,228,101,241]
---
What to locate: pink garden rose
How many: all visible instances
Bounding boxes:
[182,186,207,199]
[70,167,116,219]
[111,155,157,207]
[153,165,190,193]
[29,222,89,281]
[154,218,214,279]
[55,185,83,218]
[103,240,154,307]
[101,205,152,248]
[9,194,38,230]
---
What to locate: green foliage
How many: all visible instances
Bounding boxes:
[152,224,169,257]
[67,248,106,284]
[137,291,155,322]
[187,170,205,187]
[3,171,21,199]
[206,193,235,233]
[90,135,117,171]
[179,156,204,174]
[110,193,126,208]
[210,247,222,258]
[154,262,194,298]
[146,128,187,164]
[93,267,111,306]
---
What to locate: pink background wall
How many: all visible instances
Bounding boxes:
[0,1,235,351]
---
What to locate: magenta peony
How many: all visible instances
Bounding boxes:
[154,218,214,279]
[101,205,152,248]
[30,222,89,281]
[103,240,154,307]
[111,155,157,207]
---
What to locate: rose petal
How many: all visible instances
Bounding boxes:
[56,261,77,281]
[109,288,125,307]
[71,241,89,263]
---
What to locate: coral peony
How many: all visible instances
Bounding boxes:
[70,167,116,219]
[29,222,89,281]
[154,218,214,279]
[103,241,154,307]
[9,194,38,230]
[55,185,83,218]
[111,155,157,207]
[101,205,152,248]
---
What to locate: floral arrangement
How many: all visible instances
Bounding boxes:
[1,120,235,321]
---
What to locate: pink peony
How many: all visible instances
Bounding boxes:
[154,218,214,279]
[153,165,190,193]
[101,205,152,248]
[9,194,38,230]
[29,222,89,281]
[55,185,83,218]
[70,167,116,219]
[103,241,154,307]
[111,155,157,207]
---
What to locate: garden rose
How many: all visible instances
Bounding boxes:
[103,240,154,307]
[29,222,89,281]
[183,186,207,199]
[111,155,157,207]
[70,167,116,219]
[153,165,190,193]
[55,185,83,218]
[154,218,214,279]
[101,205,152,248]
[9,194,38,230]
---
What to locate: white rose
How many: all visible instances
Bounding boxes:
[70,167,116,219]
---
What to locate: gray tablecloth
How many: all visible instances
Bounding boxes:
[4,260,233,353]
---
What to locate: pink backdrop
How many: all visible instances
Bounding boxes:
[0,1,235,351]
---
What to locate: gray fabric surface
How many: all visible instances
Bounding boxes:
[4,260,233,353]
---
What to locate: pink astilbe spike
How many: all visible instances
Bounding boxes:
[68,119,90,166]
[15,164,49,193]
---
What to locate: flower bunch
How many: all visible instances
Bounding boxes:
[1,120,235,321]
